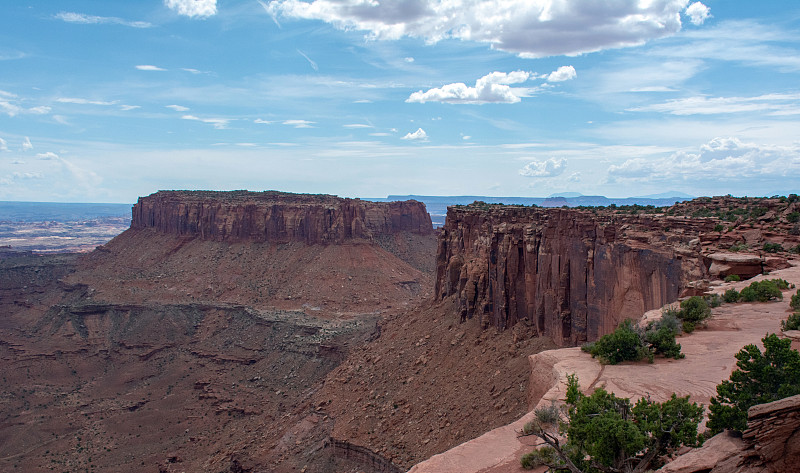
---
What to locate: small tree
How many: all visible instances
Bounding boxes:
[521,375,703,472]
[677,296,711,333]
[707,334,800,434]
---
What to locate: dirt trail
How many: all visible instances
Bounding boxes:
[409,262,800,473]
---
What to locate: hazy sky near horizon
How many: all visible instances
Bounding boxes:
[1,0,799,203]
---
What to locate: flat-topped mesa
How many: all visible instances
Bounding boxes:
[132,190,433,244]
[435,204,711,347]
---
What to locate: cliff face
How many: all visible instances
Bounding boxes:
[435,205,710,346]
[132,190,433,244]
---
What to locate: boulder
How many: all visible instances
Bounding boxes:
[708,252,763,279]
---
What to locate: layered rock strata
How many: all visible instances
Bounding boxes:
[132,190,432,244]
[435,205,712,346]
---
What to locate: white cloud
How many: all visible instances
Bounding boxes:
[22,137,33,151]
[283,119,315,128]
[267,0,698,58]
[546,65,577,82]
[136,65,167,71]
[297,50,319,72]
[54,12,153,28]
[254,118,273,124]
[628,93,800,116]
[404,57,415,63]
[56,97,118,106]
[343,124,372,129]
[29,106,51,114]
[519,158,567,177]
[37,152,59,160]
[401,128,428,141]
[685,2,710,26]
[407,70,532,104]
[164,0,217,18]
[12,172,43,180]
[0,137,7,151]
[166,104,190,111]
[568,172,581,182]
[462,135,471,140]
[120,105,140,111]
[607,137,800,183]
[181,114,231,129]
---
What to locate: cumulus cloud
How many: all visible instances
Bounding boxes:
[164,0,217,18]
[283,119,315,128]
[136,64,167,71]
[36,152,59,160]
[519,158,567,177]
[166,104,190,111]
[407,70,532,104]
[22,137,33,151]
[266,0,700,58]
[181,114,231,129]
[546,65,577,82]
[628,93,800,116]
[685,2,710,26]
[401,128,428,141]
[54,12,153,28]
[607,137,800,184]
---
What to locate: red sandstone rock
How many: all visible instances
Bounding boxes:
[132,190,432,244]
[435,205,710,346]
[708,252,763,278]
[659,394,800,473]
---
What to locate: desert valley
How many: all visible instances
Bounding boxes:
[1,191,799,473]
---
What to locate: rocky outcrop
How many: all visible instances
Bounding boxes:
[659,394,800,473]
[132,190,432,244]
[435,205,711,346]
[708,253,764,279]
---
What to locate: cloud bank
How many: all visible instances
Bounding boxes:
[267,0,707,57]
[607,137,800,184]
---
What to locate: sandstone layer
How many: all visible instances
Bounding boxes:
[132,190,432,244]
[435,205,710,346]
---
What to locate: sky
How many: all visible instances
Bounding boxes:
[1,0,799,203]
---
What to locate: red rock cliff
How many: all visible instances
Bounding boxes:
[435,204,711,346]
[132,190,433,244]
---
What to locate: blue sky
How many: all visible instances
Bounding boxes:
[1,0,799,203]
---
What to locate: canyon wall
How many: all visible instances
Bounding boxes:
[435,205,712,346]
[131,190,433,244]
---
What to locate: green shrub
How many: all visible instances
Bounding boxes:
[708,334,800,434]
[739,280,783,302]
[644,321,684,359]
[729,243,748,252]
[704,293,722,308]
[713,223,724,232]
[677,296,711,332]
[770,278,790,290]
[782,312,800,331]
[763,242,784,253]
[583,319,650,365]
[787,211,800,223]
[792,290,800,311]
[723,288,740,303]
[724,274,741,282]
[522,375,703,472]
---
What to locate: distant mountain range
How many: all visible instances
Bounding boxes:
[0,201,132,222]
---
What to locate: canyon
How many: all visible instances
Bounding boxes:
[1,191,799,472]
